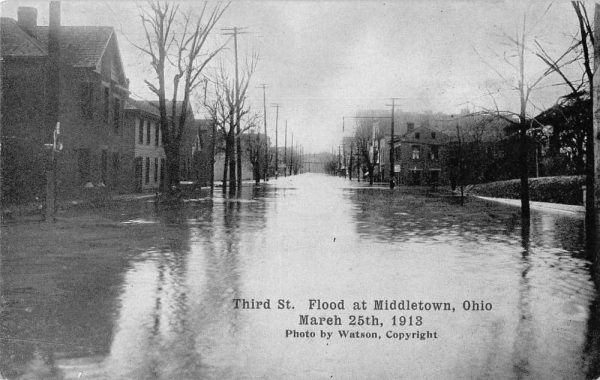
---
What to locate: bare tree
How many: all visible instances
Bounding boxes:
[478,13,553,220]
[204,55,258,194]
[244,120,267,185]
[534,1,596,228]
[134,1,229,193]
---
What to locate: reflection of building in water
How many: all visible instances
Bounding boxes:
[52,202,256,378]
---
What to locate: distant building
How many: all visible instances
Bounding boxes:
[393,124,449,185]
[1,3,130,202]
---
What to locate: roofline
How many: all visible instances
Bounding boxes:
[96,28,113,70]
[124,107,160,118]
[97,29,129,86]
[2,17,47,56]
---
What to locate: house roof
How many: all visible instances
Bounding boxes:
[126,99,195,120]
[0,17,115,69]
[149,100,194,118]
[125,99,160,116]
[35,26,114,68]
[399,125,449,144]
[0,17,46,57]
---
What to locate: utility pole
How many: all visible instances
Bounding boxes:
[272,104,281,179]
[284,121,288,177]
[342,117,346,178]
[290,132,294,175]
[386,98,400,189]
[258,83,269,181]
[222,26,248,191]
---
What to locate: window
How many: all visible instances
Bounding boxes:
[154,158,158,182]
[113,97,121,133]
[155,123,159,146]
[145,157,150,184]
[430,145,439,160]
[415,132,420,139]
[103,87,110,122]
[146,121,151,145]
[138,118,144,144]
[431,132,436,139]
[80,82,94,119]
[411,145,420,160]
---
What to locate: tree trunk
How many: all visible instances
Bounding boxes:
[348,148,354,181]
[222,135,230,193]
[236,127,242,190]
[228,129,237,195]
[254,162,260,185]
[368,164,374,185]
[519,123,530,219]
[210,121,216,194]
[164,144,180,194]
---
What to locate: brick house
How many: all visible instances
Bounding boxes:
[1,3,130,203]
[394,124,449,185]
[122,99,200,192]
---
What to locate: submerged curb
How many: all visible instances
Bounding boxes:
[475,196,584,215]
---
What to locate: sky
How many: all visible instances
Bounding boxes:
[0,0,587,152]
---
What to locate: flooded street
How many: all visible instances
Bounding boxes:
[2,173,599,379]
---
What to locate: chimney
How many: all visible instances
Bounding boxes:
[48,1,61,66]
[407,122,415,133]
[47,1,61,141]
[17,7,37,37]
[49,1,61,41]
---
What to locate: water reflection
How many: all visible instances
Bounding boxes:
[1,174,599,379]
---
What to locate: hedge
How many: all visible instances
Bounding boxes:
[468,176,585,205]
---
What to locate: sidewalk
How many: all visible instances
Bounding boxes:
[475,196,584,215]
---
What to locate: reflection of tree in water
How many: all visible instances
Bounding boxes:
[139,202,203,378]
[584,222,600,379]
[527,213,586,258]
[146,192,268,378]
[511,222,534,379]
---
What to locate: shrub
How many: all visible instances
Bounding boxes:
[469,176,585,205]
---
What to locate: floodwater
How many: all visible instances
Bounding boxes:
[1,173,599,379]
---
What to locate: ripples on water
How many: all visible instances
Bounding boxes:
[1,174,599,379]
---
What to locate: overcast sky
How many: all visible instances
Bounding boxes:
[1,1,585,152]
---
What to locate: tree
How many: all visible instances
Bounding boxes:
[479,13,553,220]
[245,126,267,185]
[353,117,382,185]
[534,1,596,228]
[135,1,229,193]
[204,55,258,194]
[534,96,589,175]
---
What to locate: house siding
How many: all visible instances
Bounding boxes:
[1,25,131,204]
